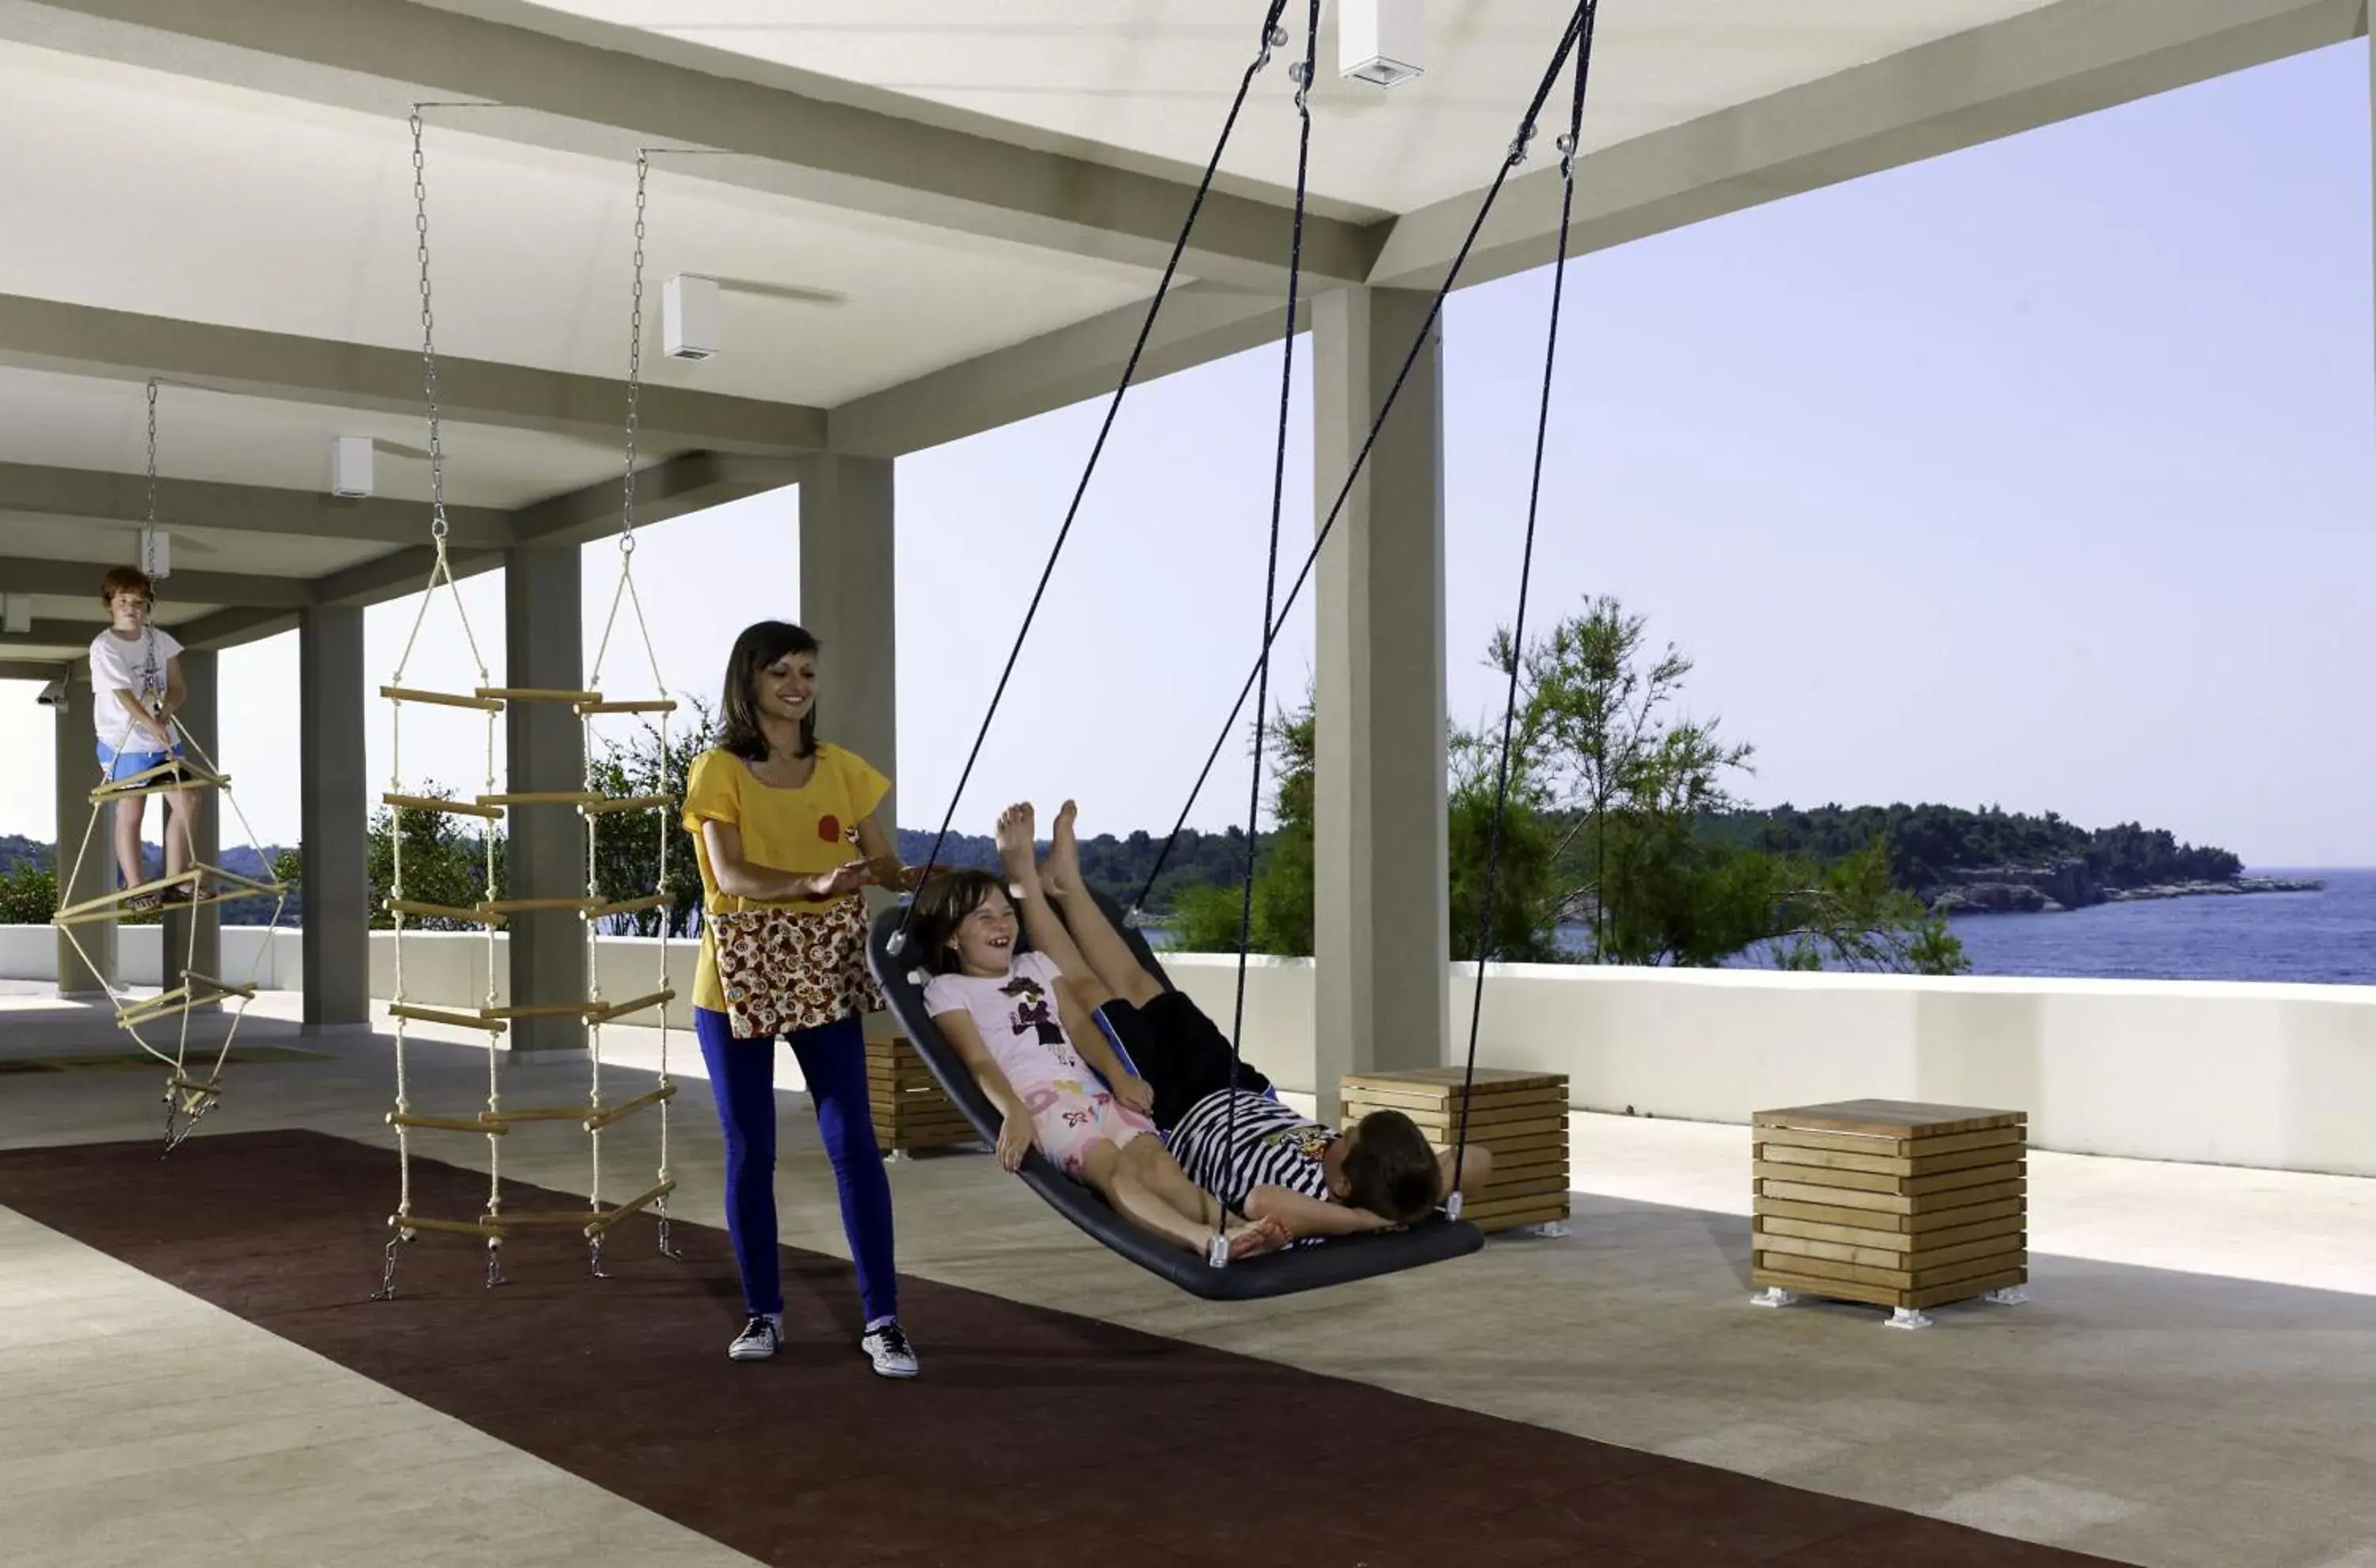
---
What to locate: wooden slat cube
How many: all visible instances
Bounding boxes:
[1752,1099,2028,1313]
[1341,1067,1571,1234]
[866,1035,977,1156]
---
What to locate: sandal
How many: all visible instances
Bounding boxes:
[125,893,161,915]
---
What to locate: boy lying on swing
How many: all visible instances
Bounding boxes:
[911,802,1491,1254]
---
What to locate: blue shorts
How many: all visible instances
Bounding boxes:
[97,742,184,782]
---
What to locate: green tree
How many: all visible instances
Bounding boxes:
[367,786,505,929]
[0,860,57,924]
[1495,596,1965,974]
[585,698,710,938]
[1171,700,1316,957]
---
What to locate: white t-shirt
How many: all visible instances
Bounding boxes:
[88,626,181,752]
[922,951,1096,1105]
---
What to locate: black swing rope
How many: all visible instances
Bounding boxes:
[1129,0,1602,1217]
[1453,0,1597,1203]
[891,0,1297,950]
[1217,0,1323,1250]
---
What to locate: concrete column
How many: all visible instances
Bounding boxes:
[504,544,586,1055]
[795,455,899,828]
[52,671,114,997]
[299,606,369,1028]
[1310,286,1450,1123]
[161,648,220,997]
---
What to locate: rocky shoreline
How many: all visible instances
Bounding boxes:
[1927,866,2322,916]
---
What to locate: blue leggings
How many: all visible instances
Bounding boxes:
[693,1008,897,1325]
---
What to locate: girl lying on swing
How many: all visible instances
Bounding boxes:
[913,805,1294,1264]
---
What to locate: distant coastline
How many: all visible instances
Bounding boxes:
[1926,868,2322,916]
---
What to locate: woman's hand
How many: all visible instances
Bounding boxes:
[996,1111,1035,1172]
[807,859,877,900]
[1112,1073,1155,1116]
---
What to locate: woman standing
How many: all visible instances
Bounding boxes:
[683,620,917,1375]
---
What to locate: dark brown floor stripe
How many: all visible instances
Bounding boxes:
[0,1131,2127,1568]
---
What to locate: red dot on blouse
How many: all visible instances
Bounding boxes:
[817,814,843,843]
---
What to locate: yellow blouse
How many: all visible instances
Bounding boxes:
[681,744,891,1014]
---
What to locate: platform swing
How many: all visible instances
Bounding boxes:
[49,377,291,1153]
[372,113,681,1300]
[868,0,1601,1301]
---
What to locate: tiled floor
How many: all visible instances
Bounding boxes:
[2,990,2373,1567]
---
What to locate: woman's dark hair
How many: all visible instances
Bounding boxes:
[718,621,819,762]
[1341,1110,1442,1225]
[908,869,1010,976]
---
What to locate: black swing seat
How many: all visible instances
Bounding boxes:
[865,890,1483,1301]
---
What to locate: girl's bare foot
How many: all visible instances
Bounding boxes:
[1043,799,1083,898]
[996,802,1040,888]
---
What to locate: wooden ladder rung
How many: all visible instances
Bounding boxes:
[477,792,603,808]
[389,1003,508,1035]
[478,1105,598,1127]
[478,1002,595,1021]
[584,894,669,921]
[167,1075,223,1098]
[584,1083,676,1129]
[389,1213,506,1239]
[91,768,230,804]
[576,699,678,716]
[53,868,203,923]
[581,795,671,817]
[477,896,592,915]
[587,988,675,1026]
[181,972,257,1002]
[196,862,283,899]
[495,1210,604,1230]
[389,1111,510,1136]
[475,687,602,703]
[121,991,210,1027]
[585,1180,676,1235]
[386,899,505,927]
[383,793,505,820]
[380,685,505,713]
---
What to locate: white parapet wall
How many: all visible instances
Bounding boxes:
[4,927,2370,1177]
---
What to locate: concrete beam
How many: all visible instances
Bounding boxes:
[0,293,824,456]
[0,554,311,608]
[0,658,65,679]
[1369,0,2363,292]
[0,459,513,549]
[828,283,1304,459]
[509,451,799,550]
[3,0,1373,293]
[162,607,300,656]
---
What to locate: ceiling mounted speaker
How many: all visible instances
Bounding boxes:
[1340,0,1424,87]
[2,595,29,635]
[331,435,374,499]
[664,273,721,361]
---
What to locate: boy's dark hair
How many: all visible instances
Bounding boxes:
[1340,1109,1441,1225]
[100,566,155,606]
[718,621,819,762]
[908,868,1010,976]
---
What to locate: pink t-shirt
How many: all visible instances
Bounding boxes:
[923,952,1095,1103]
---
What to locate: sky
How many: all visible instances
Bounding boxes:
[4,39,2371,867]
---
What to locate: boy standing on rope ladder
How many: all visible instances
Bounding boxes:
[88,566,200,914]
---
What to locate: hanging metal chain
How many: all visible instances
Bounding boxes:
[412,109,450,546]
[143,379,159,527]
[619,152,649,556]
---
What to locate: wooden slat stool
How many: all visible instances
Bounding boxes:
[1341,1068,1571,1235]
[866,1034,977,1158]
[1750,1098,2030,1329]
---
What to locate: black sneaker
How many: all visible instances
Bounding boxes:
[859,1319,919,1379]
[728,1314,782,1362]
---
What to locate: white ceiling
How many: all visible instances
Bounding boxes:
[0,40,1163,408]
[0,367,635,510]
[501,0,2062,216]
